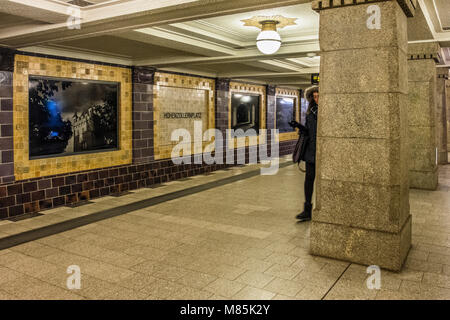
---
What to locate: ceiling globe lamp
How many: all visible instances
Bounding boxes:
[256,20,281,55]
[242,15,297,55]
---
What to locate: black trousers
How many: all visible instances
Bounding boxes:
[304,162,316,204]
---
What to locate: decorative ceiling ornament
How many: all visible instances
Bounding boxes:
[241,15,297,55]
[241,15,297,29]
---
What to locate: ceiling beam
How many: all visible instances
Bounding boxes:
[0,0,70,23]
[219,69,319,78]
[135,41,320,67]
[119,29,236,57]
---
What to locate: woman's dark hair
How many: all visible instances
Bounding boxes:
[304,85,319,114]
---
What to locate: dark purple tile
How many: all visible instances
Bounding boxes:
[9,204,24,217]
[16,193,31,204]
[59,186,71,196]
[45,187,59,198]
[53,196,65,207]
[77,174,88,183]
[1,150,13,163]
[38,199,53,210]
[38,179,51,190]
[65,175,77,185]
[31,190,45,201]
[7,184,22,196]
[0,195,15,208]
[23,181,37,193]
[52,177,65,188]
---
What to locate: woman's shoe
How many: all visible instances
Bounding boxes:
[296,202,312,221]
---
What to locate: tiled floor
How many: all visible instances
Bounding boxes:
[0,156,449,300]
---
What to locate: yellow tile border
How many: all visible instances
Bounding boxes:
[228,82,266,149]
[274,87,300,142]
[153,72,216,160]
[13,54,132,180]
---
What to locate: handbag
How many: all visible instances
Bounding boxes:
[292,132,307,172]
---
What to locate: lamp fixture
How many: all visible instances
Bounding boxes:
[242,15,297,55]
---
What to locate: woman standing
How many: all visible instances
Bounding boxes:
[289,86,319,222]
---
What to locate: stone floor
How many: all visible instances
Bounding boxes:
[0,156,449,300]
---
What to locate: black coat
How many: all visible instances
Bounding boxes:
[299,103,317,164]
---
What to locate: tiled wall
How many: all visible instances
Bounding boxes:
[275,87,300,142]
[0,49,298,219]
[13,54,133,181]
[228,82,266,149]
[0,158,232,219]
[153,72,215,160]
[0,70,14,184]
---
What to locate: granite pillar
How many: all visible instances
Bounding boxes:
[447,80,450,151]
[407,43,440,189]
[310,0,413,271]
[436,67,448,164]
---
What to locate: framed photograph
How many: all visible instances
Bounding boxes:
[231,93,260,134]
[276,96,296,133]
[28,76,120,159]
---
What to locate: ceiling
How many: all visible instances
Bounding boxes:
[0,0,449,89]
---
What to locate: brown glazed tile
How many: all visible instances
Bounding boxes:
[77,174,88,183]
[88,172,99,181]
[39,199,53,210]
[94,180,105,189]
[24,201,40,213]
[89,189,100,199]
[23,182,37,193]
[65,175,77,185]
[0,207,7,219]
[0,186,7,197]
[109,169,119,177]
[9,204,24,217]
[38,179,51,190]
[52,177,65,188]
[82,181,94,191]
[53,196,66,207]
[45,188,59,198]
[0,196,15,208]
[7,184,23,196]
[31,190,45,202]
[78,191,90,202]
[65,193,78,204]
[16,193,31,204]
[71,183,82,193]
[100,187,109,196]
[59,186,71,196]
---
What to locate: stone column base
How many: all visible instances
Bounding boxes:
[410,169,438,190]
[310,215,412,272]
[438,151,448,164]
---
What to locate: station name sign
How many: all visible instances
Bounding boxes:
[311,73,320,85]
[163,112,202,119]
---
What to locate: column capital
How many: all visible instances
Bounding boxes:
[216,78,231,91]
[408,42,441,63]
[266,85,277,96]
[132,66,155,84]
[312,0,416,17]
[0,47,15,72]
